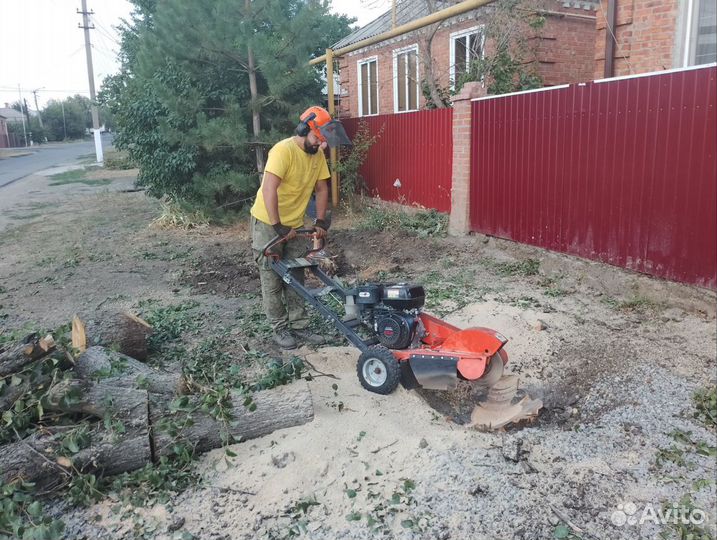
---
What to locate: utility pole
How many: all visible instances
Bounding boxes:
[32,88,44,128]
[78,0,103,162]
[23,98,33,145]
[17,84,28,147]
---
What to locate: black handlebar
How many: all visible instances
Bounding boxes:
[256,227,326,263]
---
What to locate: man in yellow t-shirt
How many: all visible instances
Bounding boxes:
[251,106,345,349]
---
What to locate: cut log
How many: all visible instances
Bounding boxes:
[151,379,314,456]
[44,379,148,429]
[75,346,187,395]
[72,312,152,360]
[0,333,55,377]
[0,427,151,491]
[0,380,313,492]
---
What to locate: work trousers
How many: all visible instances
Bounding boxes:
[250,216,309,332]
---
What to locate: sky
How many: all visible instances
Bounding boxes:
[0,0,392,112]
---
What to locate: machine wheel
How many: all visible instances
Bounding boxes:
[357,346,401,395]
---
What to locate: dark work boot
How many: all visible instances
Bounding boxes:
[273,329,297,349]
[292,328,326,346]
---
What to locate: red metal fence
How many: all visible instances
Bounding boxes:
[470,66,717,289]
[342,109,453,212]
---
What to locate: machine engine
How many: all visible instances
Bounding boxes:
[352,283,426,350]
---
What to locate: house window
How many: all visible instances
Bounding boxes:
[450,26,485,87]
[393,46,419,112]
[357,57,378,117]
[689,0,717,65]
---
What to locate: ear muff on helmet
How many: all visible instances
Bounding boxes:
[295,112,316,137]
[295,106,352,147]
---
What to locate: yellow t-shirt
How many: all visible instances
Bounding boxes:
[250,138,330,228]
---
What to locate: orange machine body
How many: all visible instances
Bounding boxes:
[391,313,508,381]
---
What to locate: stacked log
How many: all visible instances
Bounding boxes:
[0,324,314,491]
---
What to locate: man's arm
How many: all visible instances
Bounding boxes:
[314,179,329,221]
[262,172,296,238]
[262,172,282,226]
[313,179,330,239]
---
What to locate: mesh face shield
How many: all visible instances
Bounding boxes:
[317,120,353,148]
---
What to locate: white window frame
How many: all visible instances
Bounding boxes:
[683,0,717,66]
[392,43,420,113]
[357,56,379,117]
[449,25,486,90]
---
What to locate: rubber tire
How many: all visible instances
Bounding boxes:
[357,346,401,395]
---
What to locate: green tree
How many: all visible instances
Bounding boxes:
[28,117,46,144]
[41,96,92,141]
[100,0,353,212]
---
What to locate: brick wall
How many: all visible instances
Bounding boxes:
[536,9,597,85]
[336,5,597,118]
[594,0,680,78]
[337,18,485,118]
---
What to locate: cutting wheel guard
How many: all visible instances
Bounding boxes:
[392,313,509,389]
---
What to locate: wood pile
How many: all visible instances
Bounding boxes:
[0,313,314,492]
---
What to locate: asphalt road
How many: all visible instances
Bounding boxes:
[0,134,113,188]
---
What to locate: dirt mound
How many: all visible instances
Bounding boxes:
[328,229,441,281]
[183,254,259,296]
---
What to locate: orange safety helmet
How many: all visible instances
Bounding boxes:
[297,106,353,148]
[298,106,332,142]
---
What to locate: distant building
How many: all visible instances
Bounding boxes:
[333,0,598,118]
[0,104,27,124]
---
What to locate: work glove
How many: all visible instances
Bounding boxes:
[313,218,329,239]
[273,223,297,240]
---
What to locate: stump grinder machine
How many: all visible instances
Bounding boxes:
[260,230,542,430]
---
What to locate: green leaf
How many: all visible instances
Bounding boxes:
[553,525,570,539]
[11,375,22,386]
[345,489,357,499]
[401,519,414,528]
[345,511,362,521]
[248,403,257,412]
[402,479,416,492]
[27,500,43,517]
[225,448,237,457]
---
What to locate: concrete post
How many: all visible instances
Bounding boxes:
[449,81,486,236]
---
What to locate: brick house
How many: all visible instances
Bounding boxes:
[333,0,599,118]
[595,0,717,77]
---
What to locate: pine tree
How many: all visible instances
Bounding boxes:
[99,0,353,212]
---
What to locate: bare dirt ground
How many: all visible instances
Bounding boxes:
[1,169,715,540]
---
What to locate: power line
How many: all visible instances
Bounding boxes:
[0,86,90,94]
